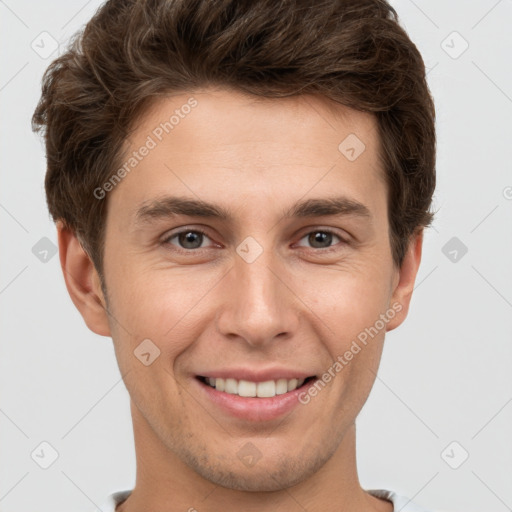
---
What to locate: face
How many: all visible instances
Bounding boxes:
[69,87,420,493]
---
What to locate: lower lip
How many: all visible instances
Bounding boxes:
[194,377,318,422]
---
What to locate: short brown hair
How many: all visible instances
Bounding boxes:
[32,0,436,282]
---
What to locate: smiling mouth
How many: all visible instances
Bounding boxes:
[196,375,317,398]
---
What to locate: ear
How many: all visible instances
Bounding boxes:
[57,221,111,337]
[386,229,424,332]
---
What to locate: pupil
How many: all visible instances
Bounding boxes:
[310,231,331,248]
[180,231,202,249]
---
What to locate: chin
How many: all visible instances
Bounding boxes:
[186,450,325,492]
[199,466,307,492]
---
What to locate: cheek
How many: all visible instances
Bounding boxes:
[301,266,392,342]
[106,264,221,358]
[297,266,392,405]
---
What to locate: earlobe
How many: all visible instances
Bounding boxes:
[386,229,424,332]
[57,221,111,337]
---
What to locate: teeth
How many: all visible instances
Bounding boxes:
[276,378,288,395]
[225,378,237,394]
[238,380,257,397]
[287,378,298,391]
[257,380,275,397]
[204,377,308,397]
[215,377,225,392]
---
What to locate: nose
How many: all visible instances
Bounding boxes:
[215,243,299,348]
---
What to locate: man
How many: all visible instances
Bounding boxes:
[32,0,437,510]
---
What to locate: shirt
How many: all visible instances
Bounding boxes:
[94,488,433,511]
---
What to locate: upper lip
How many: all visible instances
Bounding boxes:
[196,367,317,383]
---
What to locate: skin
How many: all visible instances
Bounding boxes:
[58,87,423,512]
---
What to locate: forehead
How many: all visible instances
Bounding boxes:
[109,87,385,227]
[126,87,381,162]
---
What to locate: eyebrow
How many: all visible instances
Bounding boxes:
[133,195,371,227]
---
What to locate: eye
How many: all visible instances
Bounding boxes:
[161,227,347,253]
[295,230,345,250]
[162,229,214,250]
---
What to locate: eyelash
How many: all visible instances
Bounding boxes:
[161,227,348,254]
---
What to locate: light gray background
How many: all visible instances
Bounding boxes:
[1,1,511,511]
